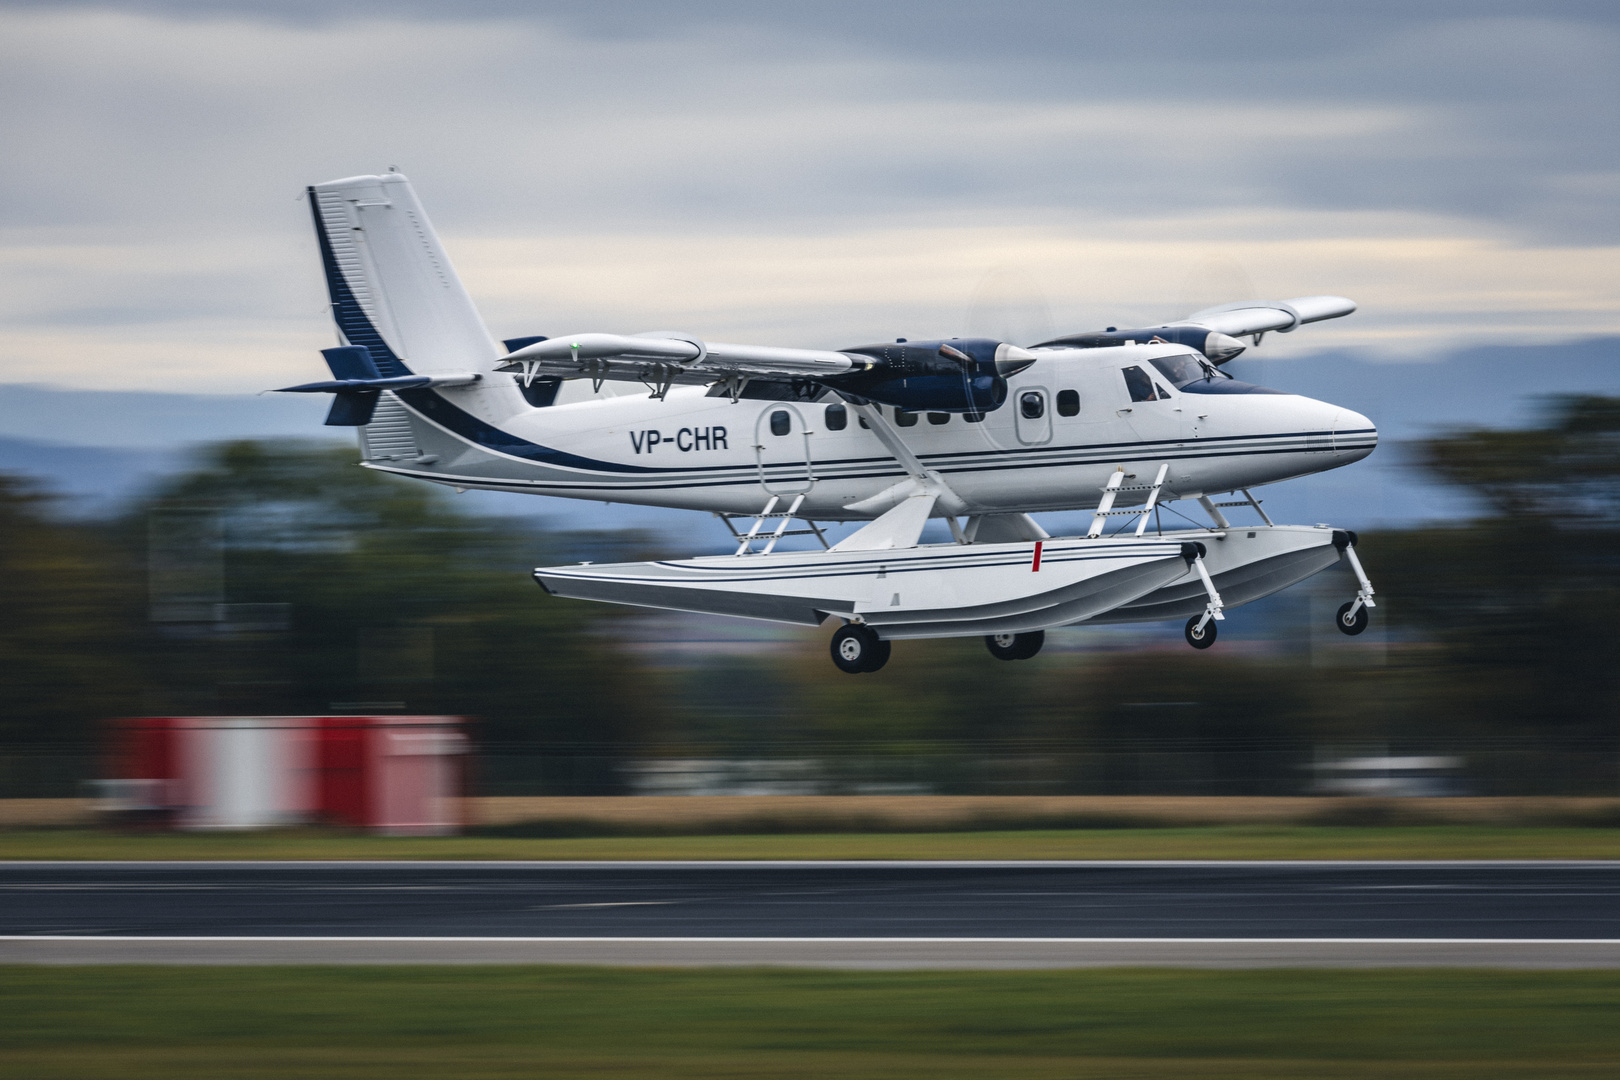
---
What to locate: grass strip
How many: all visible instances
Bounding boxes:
[0,825,1618,861]
[1,967,1618,1078]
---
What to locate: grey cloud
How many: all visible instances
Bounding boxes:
[0,4,1613,247]
[3,1,1618,49]
[0,1,1616,391]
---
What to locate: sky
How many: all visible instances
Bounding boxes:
[0,0,1617,395]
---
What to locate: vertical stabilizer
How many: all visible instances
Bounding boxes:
[308,173,498,376]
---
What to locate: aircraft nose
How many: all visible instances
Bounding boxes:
[1332,408,1378,459]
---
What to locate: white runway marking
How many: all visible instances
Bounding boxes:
[7,936,1620,944]
[6,935,1620,969]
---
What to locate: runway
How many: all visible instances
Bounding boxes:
[3,860,1617,967]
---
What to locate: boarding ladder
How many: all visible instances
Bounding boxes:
[719,493,830,556]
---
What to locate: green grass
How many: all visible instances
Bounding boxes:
[2,825,1619,861]
[1,967,1617,1078]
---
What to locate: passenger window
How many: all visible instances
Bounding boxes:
[928,412,950,425]
[963,412,984,423]
[895,409,918,427]
[1019,391,1045,419]
[824,403,847,431]
[1057,389,1079,416]
[770,410,791,436]
[1121,365,1156,403]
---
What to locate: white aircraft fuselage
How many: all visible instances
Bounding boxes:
[283,171,1382,670]
[362,347,1374,520]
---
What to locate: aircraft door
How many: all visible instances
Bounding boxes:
[754,405,816,496]
[1117,364,1188,447]
[1013,386,1053,445]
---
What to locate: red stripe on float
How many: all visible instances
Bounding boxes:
[1032,540,1043,572]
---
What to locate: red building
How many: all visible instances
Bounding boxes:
[106,715,465,834]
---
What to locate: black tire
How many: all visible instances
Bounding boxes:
[1184,616,1217,649]
[985,633,1020,661]
[831,624,885,673]
[1336,601,1369,636]
[985,630,1044,661]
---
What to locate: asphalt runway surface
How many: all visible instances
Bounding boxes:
[3,861,1618,967]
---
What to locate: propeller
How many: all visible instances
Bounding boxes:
[965,266,1054,347]
[1174,254,1258,328]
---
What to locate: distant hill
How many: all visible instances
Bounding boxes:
[0,436,178,516]
[3,337,1616,529]
[0,383,335,449]
[1234,335,1620,438]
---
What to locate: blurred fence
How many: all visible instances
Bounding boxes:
[5,737,1616,801]
[471,737,1620,798]
[0,749,99,800]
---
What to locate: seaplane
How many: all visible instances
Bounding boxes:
[279,172,1379,673]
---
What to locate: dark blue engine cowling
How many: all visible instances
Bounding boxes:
[830,338,1008,414]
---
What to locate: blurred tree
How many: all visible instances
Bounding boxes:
[0,475,146,751]
[1039,652,1311,795]
[115,440,664,792]
[1375,395,1620,746]
[8,399,1620,800]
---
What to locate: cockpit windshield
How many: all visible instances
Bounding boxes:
[1146,352,1288,396]
[1148,353,1223,388]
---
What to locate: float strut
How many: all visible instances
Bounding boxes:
[1191,551,1226,633]
[1342,539,1377,619]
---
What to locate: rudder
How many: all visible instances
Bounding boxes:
[307,173,498,376]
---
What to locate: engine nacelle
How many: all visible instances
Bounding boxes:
[830,338,1033,414]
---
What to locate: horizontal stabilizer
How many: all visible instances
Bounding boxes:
[273,347,479,397]
[276,374,480,393]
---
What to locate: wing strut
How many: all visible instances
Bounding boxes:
[831,402,972,551]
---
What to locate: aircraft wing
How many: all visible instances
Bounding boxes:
[494,333,863,389]
[1179,295,1356,337]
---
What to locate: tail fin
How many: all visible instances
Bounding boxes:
[307,173,498,376]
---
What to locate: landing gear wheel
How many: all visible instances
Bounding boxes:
[1336,602,1369,636]
[831,624,890,674]
[985,630,1045,661]
[1184,616,1217,650]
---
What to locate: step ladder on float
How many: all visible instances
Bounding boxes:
[716,493,830,556]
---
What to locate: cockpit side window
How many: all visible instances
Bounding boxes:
[1149,353,1219,388]
[1121,365,1157,403]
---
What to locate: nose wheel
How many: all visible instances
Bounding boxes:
[985,630,1044,661]
[1182,544,1225,649]
[1184,616,1217,649]
[1332,530,1377,636]
[831,624,891,674]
